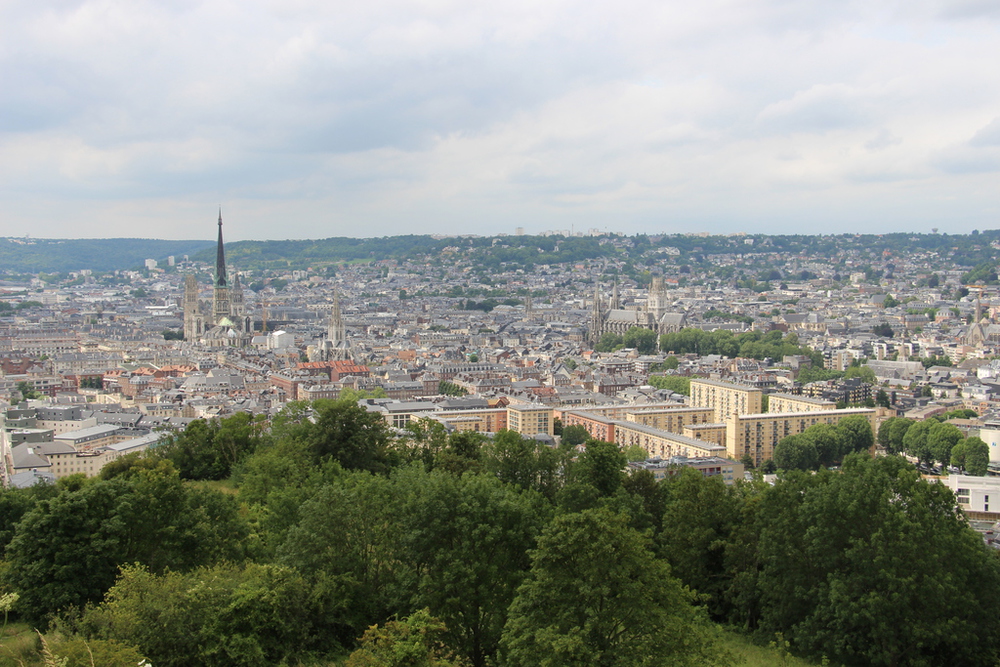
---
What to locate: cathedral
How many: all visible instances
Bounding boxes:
[183,211,252,346]
[589,276,687,347]
[307,289,354,362]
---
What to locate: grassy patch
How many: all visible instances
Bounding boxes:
[718,629,823,666]
[186,478,238,495]
[0,623,38,667]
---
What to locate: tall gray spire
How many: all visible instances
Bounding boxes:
[328,289,345,346]
[215,209,227,288]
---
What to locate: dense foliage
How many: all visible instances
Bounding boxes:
[2,399,999,667]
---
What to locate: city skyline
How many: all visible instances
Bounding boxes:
[3,1,1000,241]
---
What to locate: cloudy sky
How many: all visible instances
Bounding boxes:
[2,0,1000,240]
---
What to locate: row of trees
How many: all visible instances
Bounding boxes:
[878,416,990,474]
[771,416,874,471]
[657,328,824,367]
[2,399,1000,666]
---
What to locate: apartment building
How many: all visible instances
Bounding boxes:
[726,408,876,467]
[689,379,763,420]
[768,393,837,414]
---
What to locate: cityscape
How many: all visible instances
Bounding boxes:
[5,0,1000,664]
[3,221,1000,664]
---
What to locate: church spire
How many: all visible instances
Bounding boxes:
[215,208,227,288]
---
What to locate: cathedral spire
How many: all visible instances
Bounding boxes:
[215,208,227,288]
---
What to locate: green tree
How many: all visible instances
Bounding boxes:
[560,424,590,447]
[623,444,648,462]
[80,563,331,667]
[658,469,740,620]
[394,469,550,667]
[902,420,935,464]
[647,375,692,395]
[835,415,875,456]
[345,609,468,667]
[594,332,623,352]
[953,436,990,476]
[623,326,658,354]
[501,509,723,667]
[573,440,627,497]
[5,465,248,623]
[927,421,964,468]
[878,417,913,455]
[756,455,1000,666]
[802,423,842,468]
[875,388,891,407]
[773,434,819,471]
[306,398,392,472]
[483,430,568,499]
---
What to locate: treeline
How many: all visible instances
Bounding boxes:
[2,400,999,666]
[0,238,214,273]
[770,415,874,471]
[878,415,990,474]
[657,329,825,367]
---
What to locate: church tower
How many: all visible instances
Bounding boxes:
[590,279,604,347]
[647,276,667,322]
[328,289,346,347]
[212,209,231,326]
[230,270,248,331]
[183,274,202,341]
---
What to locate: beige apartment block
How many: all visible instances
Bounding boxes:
[614,421,727,459]
[506,405,554,436]
[682,422,728,446]
[624,407,716,433]
[726,408,876,467]
[768,393,837,414]
[690,379,763,420]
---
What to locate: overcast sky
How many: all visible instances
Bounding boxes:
[2,0,1000,240]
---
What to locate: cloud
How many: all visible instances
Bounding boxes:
[2,0,1000,238]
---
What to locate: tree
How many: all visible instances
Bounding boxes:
[647,375,691,395]
[306,399,392,472]
[16,380,41,400]
[501,509,723,667]
[843,364,876,383]
[573,440,627,497]
[560,424,590,447]
[773,434,818,471]
[875,388,891,407]
[594,332,623,353]
[835,415,875,456]
[802,423,842,468]
[5,465,248,623]
[658,469,740,620]
[394,469,550,667]
[953,436,990,476]
[623,444,648,462]
[80,563,331,667]
[663,355,680,370]
[755,455,1000,666]
[928,421,964,468]
[345,609,468,667]
[902,420,935,464]
[623,326,658,354]
[878,417,913,455]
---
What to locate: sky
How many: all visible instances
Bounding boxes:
[2,0,1000,241]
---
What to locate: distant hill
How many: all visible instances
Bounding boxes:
[4,230,1000,277]
[189,235,450,271]
[0,238,215,273]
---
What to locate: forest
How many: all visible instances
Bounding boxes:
[1,398,1000,666]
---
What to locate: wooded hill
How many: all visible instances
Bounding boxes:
[3,229,1000,277]
[1,398,999,666]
